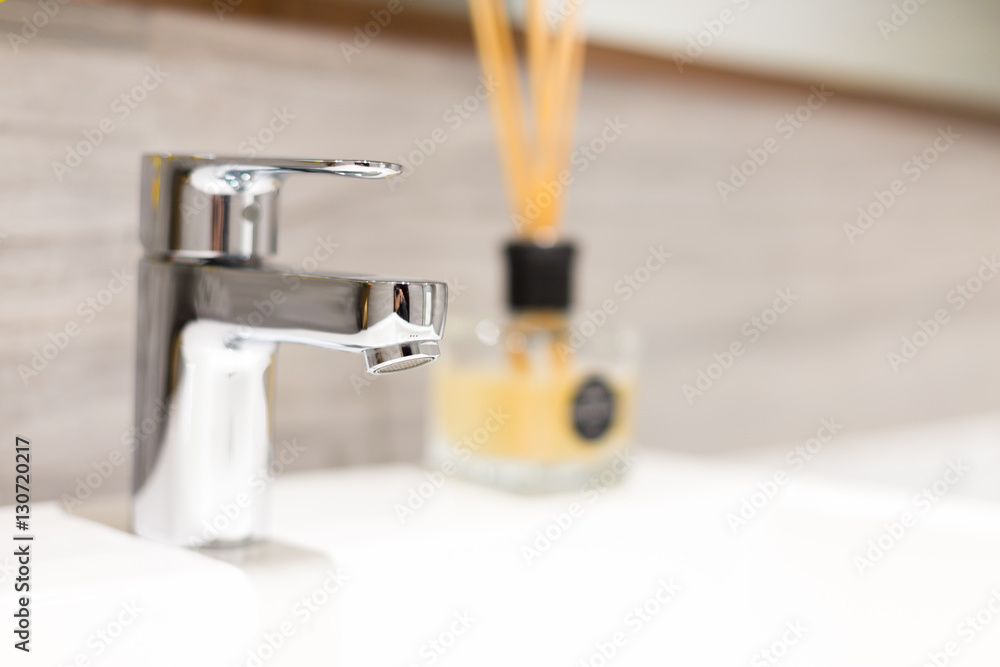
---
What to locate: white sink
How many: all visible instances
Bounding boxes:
[9,416,1000,666]
[0,503,258,666]
[265,450,1000,666]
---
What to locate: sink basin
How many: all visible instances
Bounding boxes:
[9,415,1000,665]
[265,450,1000,666]
[0,503,257,666]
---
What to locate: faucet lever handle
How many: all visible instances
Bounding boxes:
[140,154,402,261]
[217,158,402,181]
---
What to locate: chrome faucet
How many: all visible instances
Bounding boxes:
[132,154,447,547]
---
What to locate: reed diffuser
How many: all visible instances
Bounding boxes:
[426,0,636,493]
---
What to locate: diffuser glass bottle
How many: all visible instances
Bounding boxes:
[429,0,636,491]
[426,242,638,493]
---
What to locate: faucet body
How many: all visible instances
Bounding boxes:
[132,155,446,547]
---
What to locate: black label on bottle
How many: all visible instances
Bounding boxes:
[572,377,616,441]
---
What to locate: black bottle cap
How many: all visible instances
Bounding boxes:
[505,241,575,310]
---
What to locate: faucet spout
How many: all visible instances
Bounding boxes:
[132,259,447,547]
[184,262,445,361]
